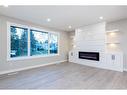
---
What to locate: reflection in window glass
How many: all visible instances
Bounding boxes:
[30,30,48,56]
[49,33,58,54]
[10,26,28,58]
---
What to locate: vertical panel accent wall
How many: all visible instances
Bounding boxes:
[72,22,106,68]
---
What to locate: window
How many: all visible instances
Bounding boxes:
[7,22,59,60]
[10,26,28,58]
[30,30,48,56]
[49,33,58,54]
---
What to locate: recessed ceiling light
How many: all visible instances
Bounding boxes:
[99,16,103,20]
[47,18,51,22]
[68,26,72,29]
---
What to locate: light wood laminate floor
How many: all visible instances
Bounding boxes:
[0,62,127,89]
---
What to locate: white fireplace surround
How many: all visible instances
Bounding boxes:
[69,22,123,72]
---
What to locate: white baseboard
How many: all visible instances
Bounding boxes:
[123,68,127,72]
[72,62,123,72]
[0,60,67,75]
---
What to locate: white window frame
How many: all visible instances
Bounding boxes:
[7,22,59,61]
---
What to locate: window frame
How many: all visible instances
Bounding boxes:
[7,22,59,61]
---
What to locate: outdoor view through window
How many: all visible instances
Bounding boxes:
[11,26,28,57]
[10,25,58,58]
[30,30,49,56]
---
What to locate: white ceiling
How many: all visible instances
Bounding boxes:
[0,6,127,32]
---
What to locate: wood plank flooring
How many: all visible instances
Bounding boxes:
[0,62,127,89]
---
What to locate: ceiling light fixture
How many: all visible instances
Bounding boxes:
[68,26,72,29]
[99,16,103,20]
[47,18,51,22]
[109,32,116,36]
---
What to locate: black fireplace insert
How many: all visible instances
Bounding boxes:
[79,51,99,61]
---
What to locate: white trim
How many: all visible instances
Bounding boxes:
[7,22,11,60]
[7,54,59,61]
[73,62,123,72]
[106,29,119,33]
[29,26,59,34]
[28,28,30,57]
[48,32,50,55]
[0,60,67,75]
[123,68,127,72]
[7,21,60,61]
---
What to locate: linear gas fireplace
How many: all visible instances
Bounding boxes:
[79,51,99,61]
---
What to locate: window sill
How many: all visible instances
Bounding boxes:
[7,54,59,61]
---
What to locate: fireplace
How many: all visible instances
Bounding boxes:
[79,51,99,61]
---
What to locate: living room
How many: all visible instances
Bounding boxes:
[0,1,127,93]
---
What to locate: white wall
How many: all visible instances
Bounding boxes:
[0,15,69,74]
[106,19,127,70]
